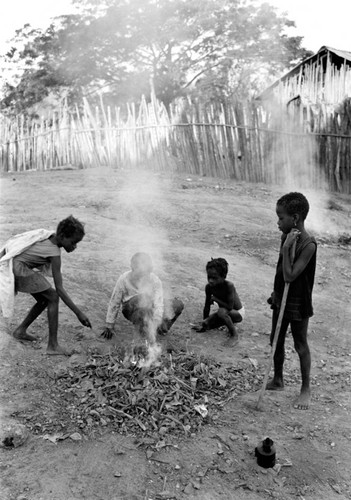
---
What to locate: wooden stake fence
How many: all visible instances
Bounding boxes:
[1,94,351,193]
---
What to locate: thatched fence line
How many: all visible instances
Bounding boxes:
[1,96,351,193]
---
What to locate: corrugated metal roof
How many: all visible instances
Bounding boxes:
[258,46,351,99]
[323,46,351,61]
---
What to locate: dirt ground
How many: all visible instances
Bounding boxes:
[0,167,350,500]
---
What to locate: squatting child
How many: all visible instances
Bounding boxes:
[0,216,92,355]
[101,252,184,349]
[267,192,317,410]
[194,257,244,346]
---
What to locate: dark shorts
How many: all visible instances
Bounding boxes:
[122,295,153,323]
[270,309,309,346]
[270,292,304,321]
[122,295,184,333]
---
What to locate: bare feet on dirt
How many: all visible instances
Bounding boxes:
[1,170,350,500]
[191,323,206,332]
[222,335,239,347]
[293,388,311,410]
[46,345,72,356]
[13,329,38,341]
[266,378,284,391]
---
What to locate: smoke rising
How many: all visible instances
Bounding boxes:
[265,100,341,236]
[117,170,169,271]
[114,168,172,366]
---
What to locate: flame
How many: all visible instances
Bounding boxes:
[138,342,162,369]
[137,316,162,368]
[123,316,162,368]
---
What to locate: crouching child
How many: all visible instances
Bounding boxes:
[101,252,183,357]
[193,257,244,346]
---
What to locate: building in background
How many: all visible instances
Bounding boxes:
[259,46,351,109]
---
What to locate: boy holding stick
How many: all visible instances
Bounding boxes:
[266,192,317,410]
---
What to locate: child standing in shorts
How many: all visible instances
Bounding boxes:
[267,192,317,410]
[0,216,91,355]
[194,257,244,346]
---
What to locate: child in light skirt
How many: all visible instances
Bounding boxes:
[0,215,91,355]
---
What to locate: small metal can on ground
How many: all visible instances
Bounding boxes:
[255,437,276,468]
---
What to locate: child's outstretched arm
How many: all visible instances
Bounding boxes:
[282,230,316,282]
[51,256,91,327]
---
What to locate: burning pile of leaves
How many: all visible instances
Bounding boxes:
[51,349,261,440]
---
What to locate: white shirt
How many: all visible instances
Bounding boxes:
[106,271,164,326]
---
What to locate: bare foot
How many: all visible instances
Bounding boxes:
[293,388,311,410]
[191,323,206,332]
[13,329,38,341]
[266,378,284,391]
[46,345,72,356]
[223,335,239,347]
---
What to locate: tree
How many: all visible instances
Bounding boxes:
[0,0,312,114]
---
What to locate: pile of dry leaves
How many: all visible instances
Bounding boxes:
[50,349,262,440]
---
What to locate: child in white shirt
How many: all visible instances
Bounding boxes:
[101,252,183,346]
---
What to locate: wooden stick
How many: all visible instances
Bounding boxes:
[256,239,297,410]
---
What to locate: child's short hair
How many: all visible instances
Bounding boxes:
[57,216,85,239]
[131,252,153,272]
[206,257,228,278]
[277,192,310,221]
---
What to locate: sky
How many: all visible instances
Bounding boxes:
[0,0,77,52]
[267,0,351,53]
[0,0,350,55]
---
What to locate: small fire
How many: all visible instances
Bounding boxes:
[138,316,162,368]
[138,342,162,369]
[124,316,162,368]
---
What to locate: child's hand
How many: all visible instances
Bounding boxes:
[283,229,300,249]
[101,327,114,339]
[211,295,218,304]
[77,312,92,328]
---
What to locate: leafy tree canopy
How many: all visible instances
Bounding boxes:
[0,0,312,115]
